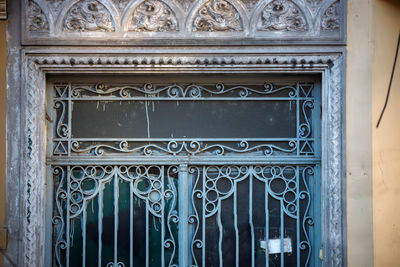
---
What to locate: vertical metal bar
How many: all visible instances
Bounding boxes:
[82,202,87,267]
[217,208,223,267]
[249,169,255,267]
[234,185,239,266]
[146,203,149,267]
[264,170,269,267]
[66,166,70,267]
[178,164,189,267]
[130,182,134,267]
[98,183,103,267]
[296,166,300,266]
[202,166,206,267]
[280,203,284,267]
[68,83,71,157]
[161,166,165,267]
[114,173,119,265]
[296,83,300,156]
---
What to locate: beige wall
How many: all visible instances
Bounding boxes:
[347,0,374,266]
[372,0,400,266]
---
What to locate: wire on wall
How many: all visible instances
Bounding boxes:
[376,31,400,128]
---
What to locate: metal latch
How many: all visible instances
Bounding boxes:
[260,238,292,254]
[0,227,8,250]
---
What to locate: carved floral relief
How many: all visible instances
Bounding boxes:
[64,0,115,32]
[28,0,49,32]
[128,0,178,32]
[257,0,307,32]
[192,0,243,32]
[321,1,340,31]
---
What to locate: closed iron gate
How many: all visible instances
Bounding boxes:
[47,75,321,267]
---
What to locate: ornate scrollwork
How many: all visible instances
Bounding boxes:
[53,81,315,157]
[71,82,298,98]
[62,165,177,217]
[321,1,340,31]
[199,165,249,217]
[27,0,49,32]
[64,0,115,32]
[128,0,178,32]
[254,165,303,217]
[52,164,179,266]
[257,0,307,32]
[52,167,67,266]
[71,139,298,157]
[192,0,243,32]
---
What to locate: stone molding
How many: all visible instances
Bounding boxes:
[22,0,345,44]
[20,51,345,266]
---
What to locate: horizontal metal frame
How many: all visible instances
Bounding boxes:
[47,156,322,166]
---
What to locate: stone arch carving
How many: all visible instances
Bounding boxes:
[27,0,50,33]
[320,0,340,32]
[121,0,182,32]
[186,0,249,32]
[55,0,117,33]
[251,0,310,32]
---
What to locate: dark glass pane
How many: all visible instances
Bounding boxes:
[71,100,297,139]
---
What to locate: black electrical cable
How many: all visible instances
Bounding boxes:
[376,31,400,128]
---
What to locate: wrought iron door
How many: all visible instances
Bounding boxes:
[47,75,321,267]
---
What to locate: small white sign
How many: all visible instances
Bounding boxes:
[260,238,292,254]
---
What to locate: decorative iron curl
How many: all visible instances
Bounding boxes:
[69,82,299,98]
[54,100,69,138]
[70,140,298,157]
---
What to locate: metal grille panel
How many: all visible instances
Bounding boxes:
[47,77,321,267]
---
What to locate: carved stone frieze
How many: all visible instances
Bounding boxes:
[64,0,115,32]
[321,1,340,31]
[257,0,307,32]
[128,0,178,32]
[22,0,345,45]
[192,0,243,32]
[28,0,49,32]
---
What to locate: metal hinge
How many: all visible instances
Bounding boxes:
[320,104,323,119]
[319,248,323,261]
[0,227,8,250]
